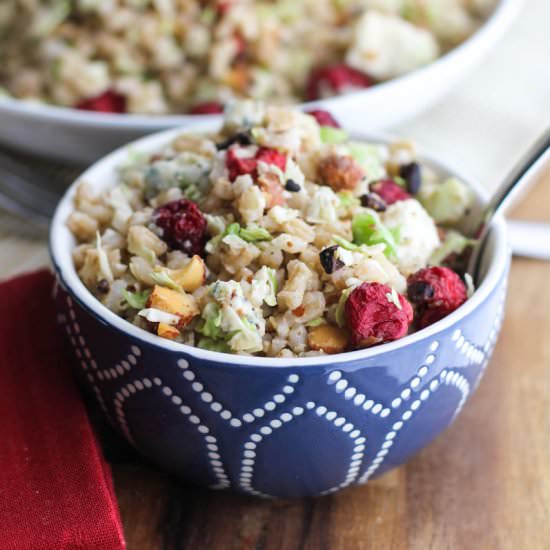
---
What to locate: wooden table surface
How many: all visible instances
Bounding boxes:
[109,170,550,550]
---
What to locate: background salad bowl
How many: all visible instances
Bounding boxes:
[2,0,521,165]
[49,123,510,498]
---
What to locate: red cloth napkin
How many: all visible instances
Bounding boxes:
[0,269,126,550]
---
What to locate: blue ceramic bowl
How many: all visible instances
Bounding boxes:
[50,126,510,498]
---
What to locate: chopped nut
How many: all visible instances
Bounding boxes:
[257,171,285,208]
[157,323,180,339]
[307,324,349,354]
[171,255,206,292]
[318,154,364,192]
[147,286,199,328]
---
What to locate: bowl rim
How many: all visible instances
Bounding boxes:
[0,0,520,129]
[49,120,509,368]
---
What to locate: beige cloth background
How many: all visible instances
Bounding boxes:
[1,0,549,280]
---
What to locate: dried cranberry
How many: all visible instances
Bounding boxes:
[306,63,373,101]
[255,147,287,172]
[153,199,207,256]
[407,266,467,329]
[233,32,247,57]
[226,148,259,180]
[188,101,224,115]
[76,90,126,113]
[345,282,413,347]
[216,1,232,16]
[369,179,411,205]
[305,109,341,128]
[226,146,287,181]
[399,162,422,195]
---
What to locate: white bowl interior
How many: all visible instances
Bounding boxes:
[50,123,509,367]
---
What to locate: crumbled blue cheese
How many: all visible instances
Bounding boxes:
[306,186,339,224]
[382,199,440,275]
[346,11,439,80]
[106,184,133,233]
[209,281,265,353]
[223,100,266,132]
[268,205,299,224]
[250,266,278,307]
[334,246,355,267]
[419,177,474,225]
[144,152,211,199]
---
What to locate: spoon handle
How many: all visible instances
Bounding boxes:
[508,220,550,261]
[482,128,550,227]
[469,128,550,281]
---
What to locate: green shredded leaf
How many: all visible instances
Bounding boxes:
[268,268,278,296]
[394,176,407,189]
[351,211,399,259]
[333,235,359,251]
[198,337,231,353]
[196,303,224,340]
[338,191,360,209]
[335,287,354,328]
[200,7,216,24]
[306,317,326,327]
[464,273,475,298]
[122,288,151,310]
[430,230,476,266]
[183,183,201,201]
[239,225,272,242]
[347,143,386,181]
[150,271,183,292]
[320,126,348,145]
[222,223,272,243]
[419,177,474,225]
[225,223,241,236]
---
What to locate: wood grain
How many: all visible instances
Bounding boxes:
[113,171,550,550]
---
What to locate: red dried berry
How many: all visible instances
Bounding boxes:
[369,179,411,205]
[76,90,126,113]
[153,199,207,256]
[306,109,341,128]
[226,146,287,181]
[233,32,247,57]
[407,266,467,329]
[216,1,233,16]
[255,147,287,172]
[345,282,413,347]
[188,101,225,115]
[226,148,258,180]
[306,63,373,101]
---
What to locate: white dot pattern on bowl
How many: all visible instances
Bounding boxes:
[59,280,507,497]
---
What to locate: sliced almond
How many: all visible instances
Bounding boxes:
[147,285,199,328]
[171,255,206,292]
[157,323,180,340]
[308,325,349,354]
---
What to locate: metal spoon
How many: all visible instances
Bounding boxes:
[467,128,550,283]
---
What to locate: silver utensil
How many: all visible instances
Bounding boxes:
[0,149,79,236]
[467,128,550,282]
[508,220,550,261]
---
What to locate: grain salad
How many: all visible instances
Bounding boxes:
[1,0,497,114]
[67,103,476,356]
